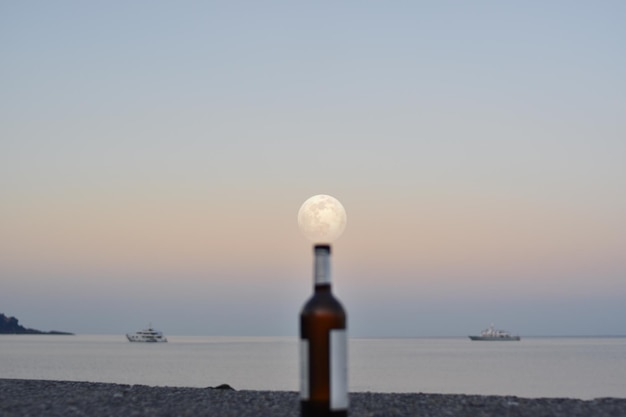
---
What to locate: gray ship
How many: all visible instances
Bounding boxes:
[469,324,520,341]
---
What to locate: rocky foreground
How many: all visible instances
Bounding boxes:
[1,379,624,417]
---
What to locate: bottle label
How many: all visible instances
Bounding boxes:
[299,339,309,400]
[330,329,348,410]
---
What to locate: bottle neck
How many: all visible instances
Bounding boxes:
[313,244,332,288]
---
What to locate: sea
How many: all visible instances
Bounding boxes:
[1,335,625,400]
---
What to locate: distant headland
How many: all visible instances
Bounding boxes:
[0,313,74,335]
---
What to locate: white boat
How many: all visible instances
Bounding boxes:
[126,325,168,343]
[469,324,520,341]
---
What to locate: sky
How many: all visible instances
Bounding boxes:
[2,1,625,337]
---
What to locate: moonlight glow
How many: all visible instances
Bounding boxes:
[297,194,347,243]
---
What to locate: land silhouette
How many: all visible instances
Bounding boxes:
[0,313,73,335]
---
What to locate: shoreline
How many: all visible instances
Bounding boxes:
[2,379,625,417]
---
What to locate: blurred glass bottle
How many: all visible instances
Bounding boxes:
[300,244,348,417]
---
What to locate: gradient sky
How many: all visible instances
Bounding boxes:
[2,1,625,337]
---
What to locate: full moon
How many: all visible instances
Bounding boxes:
[297,194,347,243]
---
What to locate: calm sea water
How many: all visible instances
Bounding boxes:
[1,335,624,399]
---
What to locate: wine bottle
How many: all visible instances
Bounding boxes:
[300,244,348,417]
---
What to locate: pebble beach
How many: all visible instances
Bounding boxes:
[2,379,625,417]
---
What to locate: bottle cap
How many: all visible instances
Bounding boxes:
[314,244,331,254]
